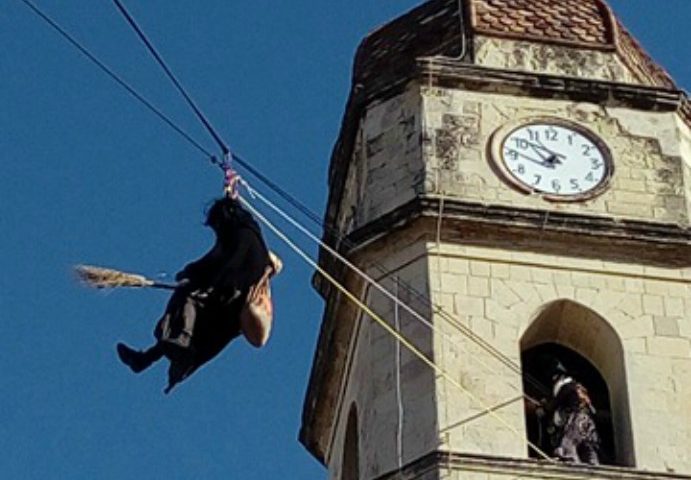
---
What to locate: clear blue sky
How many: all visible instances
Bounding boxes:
[1,1,689,479]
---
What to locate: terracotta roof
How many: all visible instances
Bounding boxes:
[615,21,676,90]
[470,0,614,48]
[350,0,676,92]
[469,0,676,89]
[353,0,464,92]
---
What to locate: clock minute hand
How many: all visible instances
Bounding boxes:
[529,143,549,161]
[526,140,564,167]
[533,139,566,160]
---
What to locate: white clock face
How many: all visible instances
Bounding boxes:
[496,120,612,199]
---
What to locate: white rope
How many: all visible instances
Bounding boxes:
[435,189,449,438]
[241,180,533,398]
[237,192,552,461]
[244,183,498,362]
[394,277,404,469]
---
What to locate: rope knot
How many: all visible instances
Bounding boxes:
[224,168,241,199]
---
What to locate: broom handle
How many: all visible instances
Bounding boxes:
[148,278,191,290]
[150,282,179,290]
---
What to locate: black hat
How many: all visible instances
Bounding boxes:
[204,196,261,239]
[205,197,239,228]
[550,360,568,379]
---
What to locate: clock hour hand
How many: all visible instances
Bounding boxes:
[527,141,563,167]
[506,149,556,169]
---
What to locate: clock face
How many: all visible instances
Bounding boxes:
[491,119,613,200]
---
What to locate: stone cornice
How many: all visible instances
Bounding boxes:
[376,451,691,480]
[345,196,691,265]
[418,60,685,108]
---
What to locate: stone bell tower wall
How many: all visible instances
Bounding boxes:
[422,86,691,227]
[301,2,691,479]
[334,87,424,238]
[323,227,691,478]
[426,240,691,473]
[473,35,638,84]
[324,236,440,479]
[322,67,691,480]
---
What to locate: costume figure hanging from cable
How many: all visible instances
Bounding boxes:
[116,195,275,393]
[538,361,600,465]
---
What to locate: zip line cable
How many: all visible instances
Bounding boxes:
[20,0,547,397]
[110,0,328,228]
[112,0,230,158]
[17,0,326,226]
[231,152,327,229]
[244,180,547,413]
[238,192,552,461]
[243,181,532,393]
[16,0,215,161]
[244,179,546,395]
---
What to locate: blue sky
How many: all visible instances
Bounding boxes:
[1,1,689,479]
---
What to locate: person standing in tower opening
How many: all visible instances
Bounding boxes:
[116,196,273,393]
[538,362,600,465]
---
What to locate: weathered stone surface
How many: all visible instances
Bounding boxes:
[374,452,691,480]
[421,88,690,226]
[474,36,635,83]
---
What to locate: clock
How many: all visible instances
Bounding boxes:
[489,118,613,201]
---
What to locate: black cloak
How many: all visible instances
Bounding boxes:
[158,197,271,391]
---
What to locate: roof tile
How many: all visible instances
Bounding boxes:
[472,0,611,46]
[468,0,675,88]
[351,0,677,92]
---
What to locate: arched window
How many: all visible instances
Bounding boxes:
[342,405,359,480]
[520,300,635,467]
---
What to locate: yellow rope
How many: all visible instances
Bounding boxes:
[242,180,534,399]
[239,195,553,461]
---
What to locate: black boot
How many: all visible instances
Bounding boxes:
[117,343,162,373]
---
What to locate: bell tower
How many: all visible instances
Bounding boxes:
[301,1,691,479]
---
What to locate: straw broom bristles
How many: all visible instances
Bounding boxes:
[75,265,164,289]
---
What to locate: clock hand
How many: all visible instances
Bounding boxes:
[533,139,566,160]
[508,150,556,169]
[544,153,563,167]
[529,143,550,161]
[526,140,564,167]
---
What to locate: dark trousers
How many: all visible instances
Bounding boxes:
[155,288,205,355]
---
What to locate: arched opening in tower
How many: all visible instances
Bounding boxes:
[342,404,360,480]
[520,300,635,467]
[522,343,615,464]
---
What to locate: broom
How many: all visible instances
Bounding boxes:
[75,252,283,291]
[74,265,178,290]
